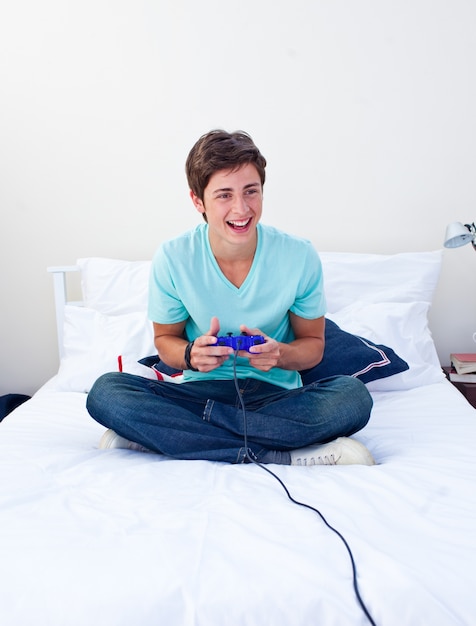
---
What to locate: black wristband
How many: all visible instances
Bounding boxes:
[184,341,199,371]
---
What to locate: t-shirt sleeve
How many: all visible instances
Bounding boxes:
[289,242,326,320]
[148,244,188,324]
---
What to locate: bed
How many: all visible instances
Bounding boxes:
[1,250,475,626]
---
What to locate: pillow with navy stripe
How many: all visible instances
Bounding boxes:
[300,318,409,385]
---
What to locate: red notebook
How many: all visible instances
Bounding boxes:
[450,353,476,375]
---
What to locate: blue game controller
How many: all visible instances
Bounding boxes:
[216,333,265,351]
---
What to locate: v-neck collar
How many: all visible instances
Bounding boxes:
[205,223,261,292]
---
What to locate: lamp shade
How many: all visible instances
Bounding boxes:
[444,221,474,248]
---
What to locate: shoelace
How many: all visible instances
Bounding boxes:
[296,454,337,466]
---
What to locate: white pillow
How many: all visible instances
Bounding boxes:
[319,250,442,313]
[77,251,443,318]
[77,257,151,315]
[328,301,444,391]
[54,300,441,394]
[72,252,443,391]
[55,305,155,392]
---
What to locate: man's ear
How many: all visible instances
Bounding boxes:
[190,190,205,214]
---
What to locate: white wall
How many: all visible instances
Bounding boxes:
[1,0,475,396]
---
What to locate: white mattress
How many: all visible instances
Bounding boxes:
[1,380,476,625]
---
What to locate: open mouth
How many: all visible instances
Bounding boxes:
[227,218,252,231]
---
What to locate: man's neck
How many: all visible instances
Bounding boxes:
[209,232,257,288]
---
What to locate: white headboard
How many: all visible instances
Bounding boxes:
[47,266,81,359]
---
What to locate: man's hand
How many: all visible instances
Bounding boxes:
[240,315,325,372]
[238,324,280,372]
[188,317,233,372]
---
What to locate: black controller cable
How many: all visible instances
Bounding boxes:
[231,347,377,626]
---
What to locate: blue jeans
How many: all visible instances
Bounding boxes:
[86,372,373,464]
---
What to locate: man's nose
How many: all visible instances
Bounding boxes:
[233,194,248,212]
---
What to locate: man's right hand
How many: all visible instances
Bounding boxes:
[188,316,233,372]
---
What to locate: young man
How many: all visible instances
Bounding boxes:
[86,130,374,466]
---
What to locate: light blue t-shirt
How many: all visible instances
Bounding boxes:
[148,223,326,389]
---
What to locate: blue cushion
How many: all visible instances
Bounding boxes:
[300,318,409,385]
[141,318,409,385]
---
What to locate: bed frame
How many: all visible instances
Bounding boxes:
[47,265,81,358]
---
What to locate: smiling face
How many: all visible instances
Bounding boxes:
[190,163,263,257]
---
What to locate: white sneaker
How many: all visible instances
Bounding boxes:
[290,437,375,466]
[99,429,150,452]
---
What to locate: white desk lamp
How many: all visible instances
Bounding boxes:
[444,221,476,251]
[444,221,476,345]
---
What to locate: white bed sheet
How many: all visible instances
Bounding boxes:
[1,380,476,626]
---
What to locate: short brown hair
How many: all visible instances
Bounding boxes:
[185,130,267,201]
